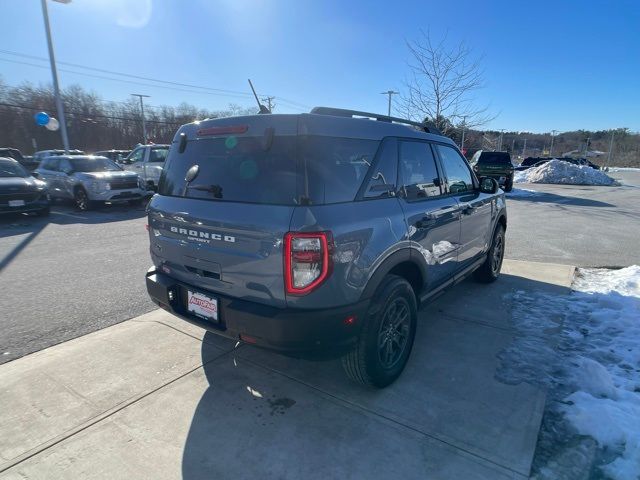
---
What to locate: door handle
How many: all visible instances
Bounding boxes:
[462,205,476,215]
[416,213,436,229]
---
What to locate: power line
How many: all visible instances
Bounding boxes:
[0,49,311,110]
[0,101,183,125]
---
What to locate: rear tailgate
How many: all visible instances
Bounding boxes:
[148,196,293,308]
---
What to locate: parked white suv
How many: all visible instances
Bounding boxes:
[122,144,170,191]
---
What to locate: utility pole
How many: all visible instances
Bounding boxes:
[380,90,399,116]
[498,129,506,151]
[522,138,527,158]
[511,138,515,155]
[41,0,70,153]
[607,130,615,169]
[261,96,275,113]
[131,94,150,143]
[584,137,591,157]
[550,130,558,156]
[460,116,467,152]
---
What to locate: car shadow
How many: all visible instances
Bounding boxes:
[507,191,614,207]
[179,271,575,478]
[0,202,148,271]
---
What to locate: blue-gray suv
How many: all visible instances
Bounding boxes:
[145,107,507,388]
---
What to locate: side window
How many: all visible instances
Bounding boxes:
[44,158,60,171]
[399,140,442,200]
[149,148,169,164]
[128,148,144,164]
[436,145,474,194]
[59,158,72,173]
[363,138,398,199]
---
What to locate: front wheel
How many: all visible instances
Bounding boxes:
[74,188,93,211]
[474,224,505,283]
[342,275,417,388]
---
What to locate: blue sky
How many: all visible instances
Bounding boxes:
[0,0,638,133]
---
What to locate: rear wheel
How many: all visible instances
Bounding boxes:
[342,275,417,388]
[504,179,513,192]
[474,224,505,283]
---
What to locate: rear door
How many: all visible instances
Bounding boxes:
[148,118,299,308]
[397,139,461,289]
[434,144,493,266]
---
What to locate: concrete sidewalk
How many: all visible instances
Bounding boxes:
[0,260,575,480]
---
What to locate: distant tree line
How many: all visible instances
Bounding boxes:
[1,79,638,167]
[456,128,640,167]
[0,79,255,154]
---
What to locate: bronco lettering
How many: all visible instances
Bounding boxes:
[170,225,235,243]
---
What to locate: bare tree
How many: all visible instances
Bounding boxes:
[400,30,495,135]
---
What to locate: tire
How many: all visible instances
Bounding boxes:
[474,224,505,283]
[504,179,513,192]
[342,275,418,388]
[74,188,93,211]
[36,206,50,216]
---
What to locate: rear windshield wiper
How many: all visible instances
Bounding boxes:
[184,184,223,199]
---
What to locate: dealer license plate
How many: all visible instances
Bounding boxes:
[187,290,219,322]
[9,200,25,207]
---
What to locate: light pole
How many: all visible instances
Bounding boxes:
[41,0,70,153]
[522,138,527,158]
[460,116,467,152]
[131,94,150,143]
[606,130,615,169]
[498,129,505,151]
[380,90,399,117]
[550,129,558,156]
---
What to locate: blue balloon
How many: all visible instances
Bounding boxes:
[35,112,50,126]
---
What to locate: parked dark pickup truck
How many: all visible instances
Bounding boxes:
[470,151,514,192]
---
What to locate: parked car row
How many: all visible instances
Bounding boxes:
[0,143,172,216]
[516,156,600,170]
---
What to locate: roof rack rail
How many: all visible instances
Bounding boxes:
[310,106,442,135]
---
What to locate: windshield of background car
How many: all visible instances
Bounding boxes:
[70,157,121,172]
[159,135,378,205]
[0,160,30,178]
[478,153,512,165]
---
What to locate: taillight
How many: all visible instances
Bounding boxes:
[284,232,332,295]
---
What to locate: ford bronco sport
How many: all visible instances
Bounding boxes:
[145,107,507,388]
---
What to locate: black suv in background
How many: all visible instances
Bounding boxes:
[0,157,50,216]
[469,151,514,191]
[145,108,507,388]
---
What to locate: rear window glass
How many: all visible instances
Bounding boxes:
[478,152,512,165]
[159,135,378,205]
[149,148,169,163]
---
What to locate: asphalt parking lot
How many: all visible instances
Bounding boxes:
[0,170,638,364]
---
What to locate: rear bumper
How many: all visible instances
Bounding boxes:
[478,173,513,185]
[145,268,369,358]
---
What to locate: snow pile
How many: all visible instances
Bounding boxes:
[497,266,640,479]
[514,159,618,185]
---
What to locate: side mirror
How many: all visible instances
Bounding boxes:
[32,171,40,178]
[479,177,499,194]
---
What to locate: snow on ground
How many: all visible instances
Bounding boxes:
[514,159,618,186]
[609,168,640,172]
[497,266,640,480]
